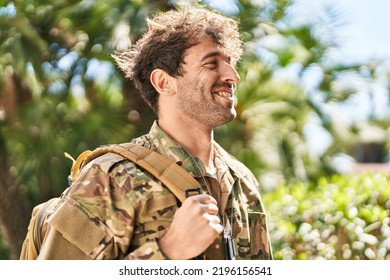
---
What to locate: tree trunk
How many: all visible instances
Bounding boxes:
[0,133,32,259]
[0,72,33,259]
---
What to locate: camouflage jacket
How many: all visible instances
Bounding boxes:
[38,121,273,260]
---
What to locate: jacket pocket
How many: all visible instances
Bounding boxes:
[248,211,272,259]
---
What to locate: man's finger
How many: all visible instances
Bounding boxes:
[207,202,219,215]
[209,221,223,234]
[204,213,221,224]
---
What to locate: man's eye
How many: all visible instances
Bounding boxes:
[206,61,217,67]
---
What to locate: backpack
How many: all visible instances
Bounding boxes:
[19,143,203,260]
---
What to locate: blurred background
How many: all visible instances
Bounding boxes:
[0,0,389,260]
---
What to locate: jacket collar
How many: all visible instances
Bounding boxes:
[147,121,245,180]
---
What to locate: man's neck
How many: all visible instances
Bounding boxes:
[158,118,215,169]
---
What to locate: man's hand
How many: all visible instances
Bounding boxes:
[158,194,223,259]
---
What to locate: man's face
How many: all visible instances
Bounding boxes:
[173,36,240,128]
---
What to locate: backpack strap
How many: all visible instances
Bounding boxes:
[67,143,203,203]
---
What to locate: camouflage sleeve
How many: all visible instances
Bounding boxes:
[62,153,171,260]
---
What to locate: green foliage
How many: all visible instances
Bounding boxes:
[264,173,390,259]
[3,94,133,204]
[0,0,163,203]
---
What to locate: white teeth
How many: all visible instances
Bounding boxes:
[215,91,232,98]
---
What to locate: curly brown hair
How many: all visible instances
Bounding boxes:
[112,4,243,113]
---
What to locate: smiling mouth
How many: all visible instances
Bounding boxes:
[214,91,233,99]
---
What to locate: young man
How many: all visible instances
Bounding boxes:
[37,4,273,260]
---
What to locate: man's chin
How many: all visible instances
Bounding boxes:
[213,113,236,128]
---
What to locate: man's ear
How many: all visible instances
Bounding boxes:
[150,69,175,95]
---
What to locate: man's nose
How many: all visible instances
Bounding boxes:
[221,62,240,84]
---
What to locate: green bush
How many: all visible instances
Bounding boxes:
[263,172,390,259]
